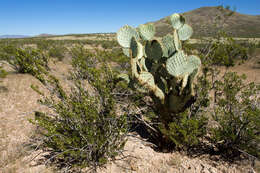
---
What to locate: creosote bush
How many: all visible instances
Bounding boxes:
[209,71,260,157]
[0,45,49,83]
[30,47,128,171]
[200,31,248,67]
[48,44,68,61]
[197,30,260,158]
[0,66,7,79]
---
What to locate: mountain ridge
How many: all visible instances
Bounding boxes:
[151,6,260,38]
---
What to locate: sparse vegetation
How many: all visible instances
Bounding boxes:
[0,66,7,79]
[0,45,50,83]
[48,44,67,61]
[29,47,128,172]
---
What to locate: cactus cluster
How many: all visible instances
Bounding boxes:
[117,13,201,115]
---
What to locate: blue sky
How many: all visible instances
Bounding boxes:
[0,0,259,36]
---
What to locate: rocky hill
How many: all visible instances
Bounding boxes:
[152,6,260,38]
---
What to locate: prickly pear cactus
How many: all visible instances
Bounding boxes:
[116,13,201,115]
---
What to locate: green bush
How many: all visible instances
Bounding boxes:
[48,44,67,61]
[200,32,248,67]
[197,31,260,158]
[159,111,208,150]
[0,46,49,83]
[30,47,128,171]
[70,45,97,80]
[0,66,7,79]
[0,65,8,92]
[100,40,119,49]
[36,40,52,51]
[210,72,260,157]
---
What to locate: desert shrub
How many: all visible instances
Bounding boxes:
[36,40,53,51]
[0,46,49,83]
[209,72,260,157]
[100,40,119,49]
[0,66,7,79]
[197,30,260,158]
[48,44,67,61]
[30,47,128,171]
[70,45,97,80]
[0,65,8,92]
[200,32,248,67]
[159,111,208,150]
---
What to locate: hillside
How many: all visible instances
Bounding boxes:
[152,6,260,38]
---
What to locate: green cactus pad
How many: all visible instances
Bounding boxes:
[130,37,138,58]
[130,37,144,59]
[178,24,193,41]
[139,71,155,86]
[170,13,185,30]
[145,40,162,61]
[117,25,139,48]
[145,39,168,61]
[137,23,155,41]
[166,51,201,77]
[144,58,153,71]
[166,51,187,77]
[122,48,130,57]
[186,55,201,70]
[162,34,176,57]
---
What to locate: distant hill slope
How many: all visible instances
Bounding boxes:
[36,33,55,37]
[152,6,260,38]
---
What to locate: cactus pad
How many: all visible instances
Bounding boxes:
[117,25,139,48]
[130,37,144,59]
[178,24,193,41]
[122,48,130,57]
[186,55,201,70]
[162,34,176,57]
[145,40,163,61]
[170,13,185,30]
[138,23,155,40]
[166,52,201,77]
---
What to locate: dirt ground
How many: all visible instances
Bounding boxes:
[0,48,259,173]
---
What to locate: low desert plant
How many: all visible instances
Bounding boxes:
[0,46,49,83]
[200,32,248,67]
[30,47,128,171]
[48,44,67,61]
[209,72,260,157]
[0,66,7,79]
